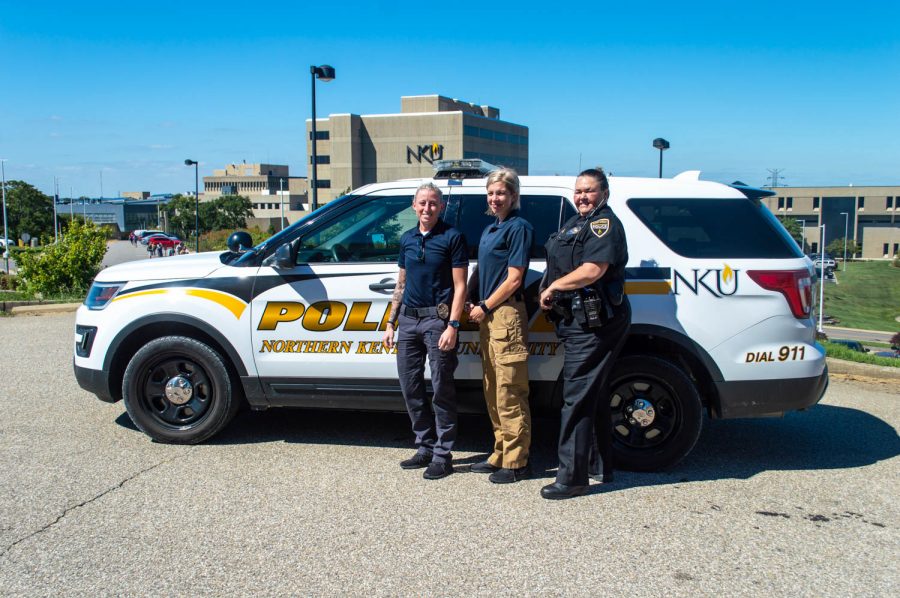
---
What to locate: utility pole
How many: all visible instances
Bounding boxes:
[53,177,59,243]
[766,168,785,188]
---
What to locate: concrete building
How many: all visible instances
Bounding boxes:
[122,191,150,200]
[763,186,900,260]
[202,162,309,230]
[305,94,529,203]
[57,196,171,234]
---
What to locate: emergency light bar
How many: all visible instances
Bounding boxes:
[433,159,498,179]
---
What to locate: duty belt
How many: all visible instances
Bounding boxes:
[401,304,448,318]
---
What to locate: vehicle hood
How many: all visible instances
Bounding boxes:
[93,252,226,282]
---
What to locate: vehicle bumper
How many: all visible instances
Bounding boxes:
[73,359,117,403]
[714,364,829,418]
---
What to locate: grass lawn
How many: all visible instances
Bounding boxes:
[821,261,900,332]
[822,341,900,368]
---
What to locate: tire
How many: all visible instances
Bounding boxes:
[122,336,241,444]
[607,355,703,472]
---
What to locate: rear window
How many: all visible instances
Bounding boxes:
[627,198,803,259]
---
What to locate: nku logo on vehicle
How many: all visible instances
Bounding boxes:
[673,264,739,297]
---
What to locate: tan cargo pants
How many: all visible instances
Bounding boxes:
[480,300,531,469]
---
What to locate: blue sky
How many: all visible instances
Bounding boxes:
[1,0,898,197]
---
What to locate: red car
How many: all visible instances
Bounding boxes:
[144,234,182,249]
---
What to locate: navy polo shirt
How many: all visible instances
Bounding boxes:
[398,220,469,308]
[477,210,533,301]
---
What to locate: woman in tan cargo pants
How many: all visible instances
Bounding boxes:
[467,168,534,484]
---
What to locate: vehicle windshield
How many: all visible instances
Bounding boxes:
[231,194,357,266]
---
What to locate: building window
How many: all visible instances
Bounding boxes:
[887,197,894,209]
[777,197,784,210]
[786,197,793,210]
[315,179,331,189]
[810,242,818,253]
[310,155,331,165]
[858,197,865,210]
[464,125,478,137]
[813,197,820,210]
[895,243,899,256]
[309,130,330,141]
[885,243,891,256]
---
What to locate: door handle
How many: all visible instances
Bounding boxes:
[369,278,396,293]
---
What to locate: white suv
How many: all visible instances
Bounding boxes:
[74,162,827,471]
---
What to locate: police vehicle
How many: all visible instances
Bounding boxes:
[74,160,828,471]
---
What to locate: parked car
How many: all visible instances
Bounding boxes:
[809,253,836,270]
[75,160,828,471]
[829,339,869,353]
[144,234,182,249]
[0,237,14,249]
[874,350,899,359]
[137,230,166,245]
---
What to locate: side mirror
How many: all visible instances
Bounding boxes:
[272,243,294,269]
[227,231,253,252]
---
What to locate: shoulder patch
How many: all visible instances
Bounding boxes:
[590,218,610,239]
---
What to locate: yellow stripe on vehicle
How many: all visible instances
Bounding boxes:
[111,289,167,302]
[184,289,248,319]
[625,281,672,295]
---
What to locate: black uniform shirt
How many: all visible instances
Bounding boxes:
[545,203,628,287]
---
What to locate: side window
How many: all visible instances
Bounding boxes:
[519,195,568,259]
[295,195,416,263]
[457,195,495,259]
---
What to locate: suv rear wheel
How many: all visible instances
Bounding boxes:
[122,336,241,444]
[607,355,703,471]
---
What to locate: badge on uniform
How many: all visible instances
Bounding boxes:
[590,219,610,239]
[436,303,450,319]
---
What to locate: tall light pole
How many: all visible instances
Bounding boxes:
[310,64,335,212]
[817,224,826,333]
[280,177,286,230]
[840,211,849,271]
[1,159,9,274]
[652,138,670,178]
[185,160,200,252]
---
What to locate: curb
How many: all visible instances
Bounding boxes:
[4,302,82,315]
[826,357,900,382]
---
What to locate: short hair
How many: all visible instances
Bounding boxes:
[415,182,444,202]
[485,167,521,210]
[577,167,609,193]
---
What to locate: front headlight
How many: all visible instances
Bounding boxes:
[84,282,125,310]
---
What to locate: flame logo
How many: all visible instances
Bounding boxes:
[432,143,440,155]
[722,264,734,284]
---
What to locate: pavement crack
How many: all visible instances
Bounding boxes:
[1,454,179,558]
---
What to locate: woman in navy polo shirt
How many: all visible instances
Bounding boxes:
[467,168,534,484]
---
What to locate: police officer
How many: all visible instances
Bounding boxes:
[382,182,469,480]
[538,167,631,500]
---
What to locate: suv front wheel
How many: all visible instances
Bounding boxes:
[607,355,703,471]
[122,336,241,444]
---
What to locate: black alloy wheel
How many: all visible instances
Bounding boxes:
[123,336,240,444]
[606,355,703,472]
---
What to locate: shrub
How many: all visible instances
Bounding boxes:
[16,220,108,296]
[891,332,900,351]
[0,273,19,290]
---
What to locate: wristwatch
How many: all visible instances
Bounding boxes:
[478,301,492,314]
[447,320,460,329]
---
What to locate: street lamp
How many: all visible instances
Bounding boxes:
[817,223,826,333]
[840,211,849,271]
[652,138,670,178]
[310,64,335,212]
[184,159,200,252]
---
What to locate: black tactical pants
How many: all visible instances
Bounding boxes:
[554,299,631,486]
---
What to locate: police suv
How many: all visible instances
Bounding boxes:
[74,160,828,471]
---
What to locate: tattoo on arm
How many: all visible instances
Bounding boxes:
[388,270,406,325]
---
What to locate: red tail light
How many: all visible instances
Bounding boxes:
[747,269,812,319]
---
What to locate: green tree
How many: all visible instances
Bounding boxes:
[777,216,804,250]
[16,220,107,296]
[163,194,199,240]
[826,238,861,259]
[206,195,253,231]
[3,180,54,241]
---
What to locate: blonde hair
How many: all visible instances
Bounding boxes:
[485,167,521,211]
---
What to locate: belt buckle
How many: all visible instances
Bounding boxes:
[436,303,449,319]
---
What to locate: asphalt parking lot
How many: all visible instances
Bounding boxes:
[1,313,897,596]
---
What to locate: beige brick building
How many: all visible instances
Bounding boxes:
[762,186,900,259]
[305,94,529,204]
[202,162,309,229]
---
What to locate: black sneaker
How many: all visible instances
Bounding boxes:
[489,464,531,484]
[470,460,501,474]
[423,461,454,480]
[400,453,431,469]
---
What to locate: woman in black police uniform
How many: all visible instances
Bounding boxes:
[538,167,631,500]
